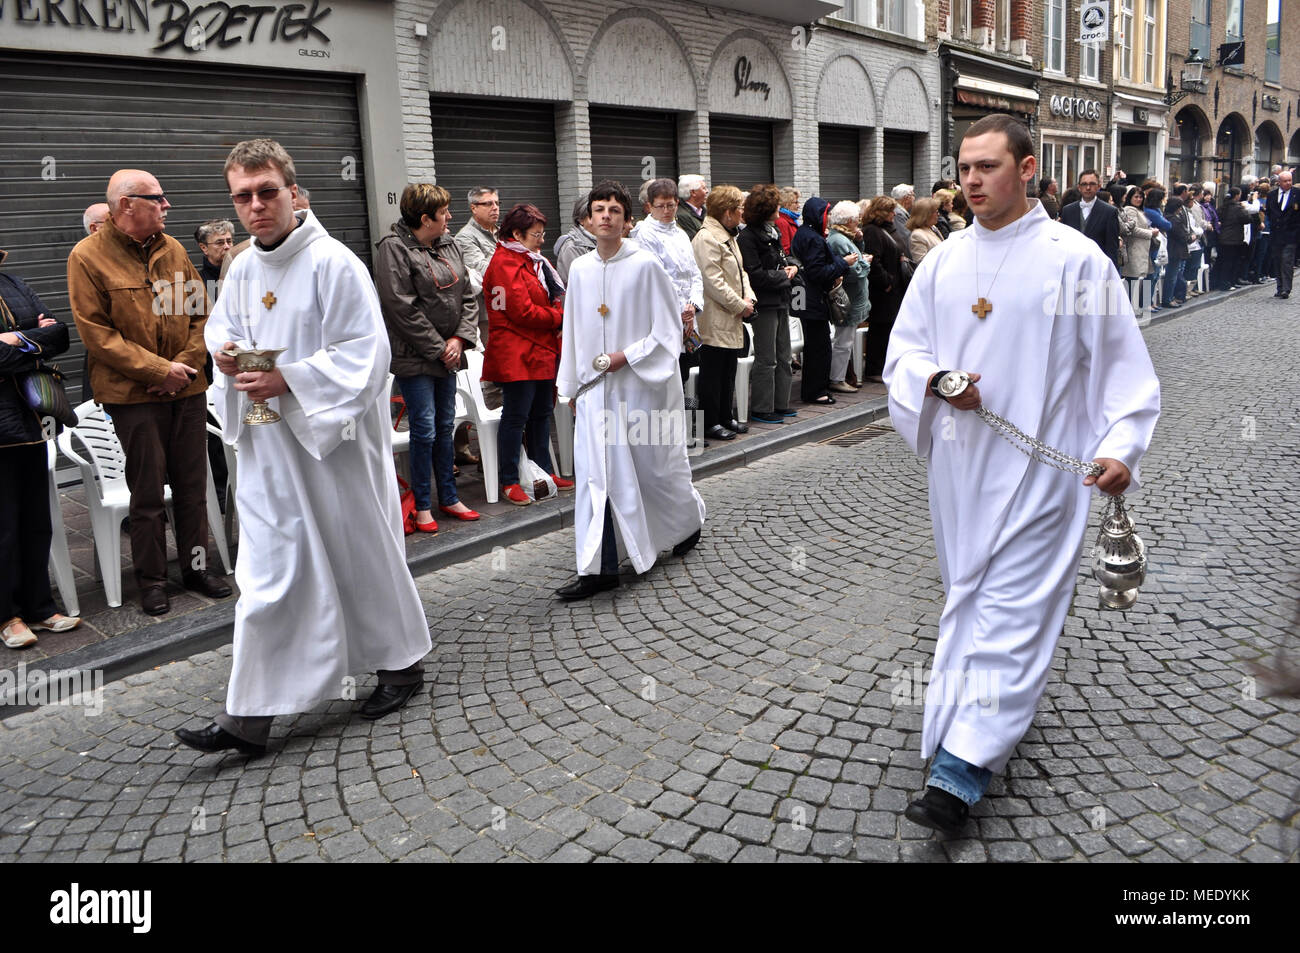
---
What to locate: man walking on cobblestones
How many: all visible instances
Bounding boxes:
[884,114,1161,836]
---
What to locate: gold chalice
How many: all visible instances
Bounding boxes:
[227,346,287,425]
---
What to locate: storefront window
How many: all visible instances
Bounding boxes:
[1043,138,1104,190]
[1191,0,1212,57]
[1045,0,1065,73]
[1119,0,1134,81]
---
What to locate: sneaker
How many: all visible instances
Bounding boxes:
[502,483,531,506]
[552,475,575,492]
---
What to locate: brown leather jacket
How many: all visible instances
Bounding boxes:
[67,217,209,405]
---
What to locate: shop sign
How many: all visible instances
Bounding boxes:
[0,0,333,55]
[1079,1,1109,43]
[733,56,771,101]
[1050,94,1103,121]
[1261,94,1281,112]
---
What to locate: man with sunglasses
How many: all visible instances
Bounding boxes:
[67,170,231,616]
[175,139,431,758]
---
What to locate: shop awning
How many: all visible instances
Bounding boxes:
[695,0,844,24]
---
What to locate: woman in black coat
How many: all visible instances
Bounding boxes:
[1215,188,1252,291]
[0,253,80,648]
[737,185,798,423]
[789,196,852,405]
[858,196,908,382]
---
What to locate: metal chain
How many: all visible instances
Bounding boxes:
[973,407,1104,477]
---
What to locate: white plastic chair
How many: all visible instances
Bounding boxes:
[553,399,575,478]
[789,316,805,359]
[733,333,756,423]
[455,350,503,503]
[57,401,232,608]
[206,393,239,550]
[852,326,869,382]
[46,441,79,617]
[1197,261,1211,293]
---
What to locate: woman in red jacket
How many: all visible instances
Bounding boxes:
[482,204,574,504]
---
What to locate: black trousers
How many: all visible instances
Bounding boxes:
[0,442,58,622]
[1215,245,1246,289]
[697,344,739,429]
[797,317,831,401]
[1274,241,1296,295]
[863,297,900,377]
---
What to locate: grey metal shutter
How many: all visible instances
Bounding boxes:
[818,125,861,204]
[0,50,370,406]
[883,131,917,192]
[589,107,678,198]
[429,96,559,255]
[708,116,775,190]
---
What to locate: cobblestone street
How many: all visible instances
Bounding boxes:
[2,288,1297,863]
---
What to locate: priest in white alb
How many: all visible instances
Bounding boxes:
[554,180,706,600]
[884,114,1161,835]
[175,140,432,758]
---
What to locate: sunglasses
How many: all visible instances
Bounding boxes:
[230,186,290,206]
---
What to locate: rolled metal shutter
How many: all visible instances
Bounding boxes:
[818,125,861,204]
[429,96,560,255]
[0,50,371,405]
[883,131,917,192]
[708,116,775,190]
[589,107,678,198]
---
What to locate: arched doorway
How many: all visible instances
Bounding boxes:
[1254,121,1284,178]
[1214,113,1252,185]
[1173,105,1212,184]
[1287,129,1300,166]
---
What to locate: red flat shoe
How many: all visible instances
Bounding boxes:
[439,505,481,521]
[552,476,575,491]
[414,518,438,533]
[502,483,531,506]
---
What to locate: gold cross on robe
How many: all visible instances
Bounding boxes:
[598,304,609,317]
[262,291,277,310]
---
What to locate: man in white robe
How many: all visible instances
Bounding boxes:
[554,181,706,599]
[175,140,431,757]
[884,114,1161,834]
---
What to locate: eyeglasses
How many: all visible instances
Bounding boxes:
[423,251,461,290]
[472,200,501,207]
[202,237,235,247]
[525,229,545,240]
[128,193,168,203]
[230,186,289,205]
[651,202,678,212]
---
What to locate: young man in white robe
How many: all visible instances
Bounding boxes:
[884,114,1161,834]
[175,140,432,757]
[554,180,706,600]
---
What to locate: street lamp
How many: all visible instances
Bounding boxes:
[1183,49,1206,84]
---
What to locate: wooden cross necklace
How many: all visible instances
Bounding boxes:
[971,213,1026,320]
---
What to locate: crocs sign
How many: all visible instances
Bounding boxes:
[1050,95,1103,121]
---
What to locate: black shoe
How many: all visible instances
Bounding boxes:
[750,411,784,424]
[175,723,266,757]
[672,529,701,557]
[1281,293,1290,299]
[182,570,233,599]
[141,586,170,616]
[360,681,422,720]
[775,408,798,417]
[728,420,750,434]
[903,787,970,836]
[705,425,736,440]
[555,574,620,600]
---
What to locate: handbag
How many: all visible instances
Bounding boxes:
[1117,237,1128,268]
[396,476,418,535]
[828,283,853,326]
[0,296,77,431]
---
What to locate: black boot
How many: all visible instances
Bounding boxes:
[672,529,701,557]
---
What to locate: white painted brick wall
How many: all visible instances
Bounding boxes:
[393,0,942,200]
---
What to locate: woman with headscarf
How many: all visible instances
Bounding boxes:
[482,203,573,504]
[790,197,853,405]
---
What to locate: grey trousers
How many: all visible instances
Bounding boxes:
[829,322,856,383]
[750,306,792,414]
[216,661,425,745]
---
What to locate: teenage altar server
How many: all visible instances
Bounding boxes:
[175,140,431,757]
[884,114,1161,834]
[554,180,706,600]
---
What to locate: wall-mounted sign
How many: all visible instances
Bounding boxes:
[733,56,771,101]
[0,0,333,55]
[1050,94,1103,121]
[1262,94,1282,112]
[1134,107,1149,124]
[1079,1,1109,43]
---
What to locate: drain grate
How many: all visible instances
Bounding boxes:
[819,423,895,447]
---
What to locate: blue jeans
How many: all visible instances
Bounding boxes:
[498,378,556,486]
[396,373,459,511]
[1162,258,1185,303]
[927,746,992,807]
[1182,248,1203,295]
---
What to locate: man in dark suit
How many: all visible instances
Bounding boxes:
[1060,169,1121,268]
[1266,170,1299,298]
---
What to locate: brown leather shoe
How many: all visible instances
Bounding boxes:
[141,586,170,616]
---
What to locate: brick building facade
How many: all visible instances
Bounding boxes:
[1165,0,1300,188]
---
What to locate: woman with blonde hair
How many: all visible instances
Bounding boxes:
[692,185,755,440]
[906,197,944,263]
